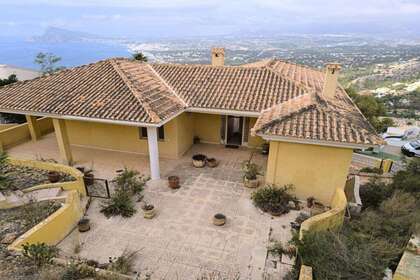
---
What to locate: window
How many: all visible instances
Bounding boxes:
[139,126,165,140]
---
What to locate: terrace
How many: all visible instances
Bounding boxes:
[6,133,304,279]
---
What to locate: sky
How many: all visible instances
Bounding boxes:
[1,0,420,39]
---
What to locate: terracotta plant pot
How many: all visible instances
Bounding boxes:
[48,171,60,183]
[168,176,180,189]
[143,205,156,219]
[243,177,260,188]
[84,173,94,186]
[78,218,90,232]
[213,213,226,226]
[307,197,315,208]
[192,154,207,168]
[207,158,218,168]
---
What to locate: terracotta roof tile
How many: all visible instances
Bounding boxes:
[151,64,306,112]
[0,57,382,146]
[0,58,185,124]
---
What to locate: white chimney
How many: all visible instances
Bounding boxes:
[322,63,341,98]
[211,47,225,66]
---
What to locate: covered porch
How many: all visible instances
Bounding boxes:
[6,132,267,181]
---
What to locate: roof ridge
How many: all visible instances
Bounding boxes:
[109,59,162,123]
[147,64,188,107]
[252,93,317,135]
[266,59,324,74]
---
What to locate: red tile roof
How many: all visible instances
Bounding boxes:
[0,57,382,146]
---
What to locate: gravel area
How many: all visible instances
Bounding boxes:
[0,201,62,280]
[1,164,75,191]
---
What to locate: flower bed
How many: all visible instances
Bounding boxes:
[1,163,75,191]
[0,201,61,280]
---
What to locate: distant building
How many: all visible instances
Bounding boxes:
[0,64,40,81]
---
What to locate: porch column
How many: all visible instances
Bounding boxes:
[147,127,160,180]
[25,115,41,141]
[52,119,73,165]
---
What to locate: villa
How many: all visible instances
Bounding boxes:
[0,48,382,204]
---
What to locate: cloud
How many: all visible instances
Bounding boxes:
[2,0,420,38]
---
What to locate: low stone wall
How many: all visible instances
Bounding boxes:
[1,158,87,251]
[0,123,18,131]
[9,158,86,196]
[393,235,420,280]
[298,265,313,280]
[8,190,83,250]
[0,117,53,152]
[299,188,347,240]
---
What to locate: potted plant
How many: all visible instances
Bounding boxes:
[213,213,226,226]
[168,176,180,189]
[142,203,156,219]
[83,170,95,186]
[207,158,218,168]
[306,196,315,208]
[192,154,207,168]
[78,218,90,232]
[48,171,60,183]
[241,160,262,188]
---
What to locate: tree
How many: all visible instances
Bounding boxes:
[34,52,65,74]
[345,87,391,132]
[132,52,148,62]
[0,74,26,123]
[0,74,18,87]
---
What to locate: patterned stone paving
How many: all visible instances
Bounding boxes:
[56,146,297,280]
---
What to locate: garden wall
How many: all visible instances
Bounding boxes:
[0,117,53,151]
[298,265,313,280]
[9,158,86,196]
[8,190,83,250]
[299,188,347,240]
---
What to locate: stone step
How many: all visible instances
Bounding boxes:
[25,187,63,202]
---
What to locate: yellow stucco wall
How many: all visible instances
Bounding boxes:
[266,141,353,205]
[175,112,194,157]
[192,113,221,144]
[0,117,53,152]
[299,188,347,239]
[9,190,83,250]
[247,117,265,148]
[64,118,181,159]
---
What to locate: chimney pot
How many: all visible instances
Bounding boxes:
[211,47,225,66]
[322,63,341,98]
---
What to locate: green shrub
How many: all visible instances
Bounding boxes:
[62,262,96,280]
[359,166,383,174]
[251,185,296,214]
[295,230,388,280]
[0,152,10,190]
[350,191,419,268]
[241,160,262,180]
[115,168,147,195]
[359,178,392,209]
[22,242,58,268]
[109,249,138,274]
[391,158,420,195]
[100,189,136,218]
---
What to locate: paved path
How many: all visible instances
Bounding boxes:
[59,159,299,280]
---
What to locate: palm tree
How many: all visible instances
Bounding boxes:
[132,52,148,62]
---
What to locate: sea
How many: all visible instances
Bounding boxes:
[0,38,131,70]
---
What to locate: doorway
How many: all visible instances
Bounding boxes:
[226,116,243,146]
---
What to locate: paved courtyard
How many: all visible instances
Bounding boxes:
[57,150,300,280]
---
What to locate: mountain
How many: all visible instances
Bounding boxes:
[30,27,123,44]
